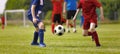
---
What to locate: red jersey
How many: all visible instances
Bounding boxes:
[51,0,63,14]
[78,0,101,19]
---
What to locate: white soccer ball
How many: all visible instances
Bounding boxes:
[54,25,65,36]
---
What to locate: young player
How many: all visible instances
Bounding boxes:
[27,0,46,47]
[73,0,104,47]
[63,0,78,33]
[51,0,64,34]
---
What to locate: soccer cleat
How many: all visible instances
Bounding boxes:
[39,43,46,47]
[73,28,77,33]
[73,29,77,33]
[31,42,39,45]
[96,44,101,47]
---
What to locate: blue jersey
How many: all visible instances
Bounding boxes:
[65,0,77,11]
[27,0,44,16]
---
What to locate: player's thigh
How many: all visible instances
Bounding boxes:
[53,14,61,24]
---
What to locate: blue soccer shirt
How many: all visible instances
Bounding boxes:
[27,0,44,16]
[65,0,77,11]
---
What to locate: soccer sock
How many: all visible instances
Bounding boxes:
[92,31,100,45]
[51,24,55,34]
[39,29,44,44]
[33,31,38,43]
[88,32,94,41]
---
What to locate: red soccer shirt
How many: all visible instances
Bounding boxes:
[51,0,63,14]
[78,0,101,19]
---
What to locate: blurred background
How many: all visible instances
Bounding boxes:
[0,0,120,26]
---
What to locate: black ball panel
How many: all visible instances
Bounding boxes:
[58,32,63,36]
[58,26,62,30]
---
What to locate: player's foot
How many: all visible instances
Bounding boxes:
[96,44,101,47]
[73,29,77,33]
[31,42,39,45]
[39,43,46,47]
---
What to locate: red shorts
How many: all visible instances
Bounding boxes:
[83,18,97,30]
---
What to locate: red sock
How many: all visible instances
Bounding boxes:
[88,32,94,41]
[51,23,55,34]
[92,31,100,45]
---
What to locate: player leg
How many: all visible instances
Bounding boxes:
[51,23,55,34]
[82,21,100,47]
[51,14,61,34]
[82,20,94,41]
[27,15,39,45]
[72,10,77,33]
[38,21,46,47]
[51,13,55,34]
[66,11,71,33]
[73,19,76,33]
[1,16,5,30]
[1,21,5,30]
[31,28,39,45]
[89,23,101,47]
[82,20,91,36]
[66,19,70,33]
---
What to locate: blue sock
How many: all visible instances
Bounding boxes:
[33,31,38,43]
[39,29,44,44]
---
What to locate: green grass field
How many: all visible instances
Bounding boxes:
[0,24,120,54]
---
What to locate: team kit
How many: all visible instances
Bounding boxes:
[27,0,104,47]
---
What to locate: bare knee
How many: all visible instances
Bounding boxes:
[38,22,44,29]
[89,28,95,32]
[90,23,96,32]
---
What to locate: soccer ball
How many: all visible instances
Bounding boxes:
[54,25,65,36]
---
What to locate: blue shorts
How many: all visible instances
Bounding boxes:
[27,14,41,27]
